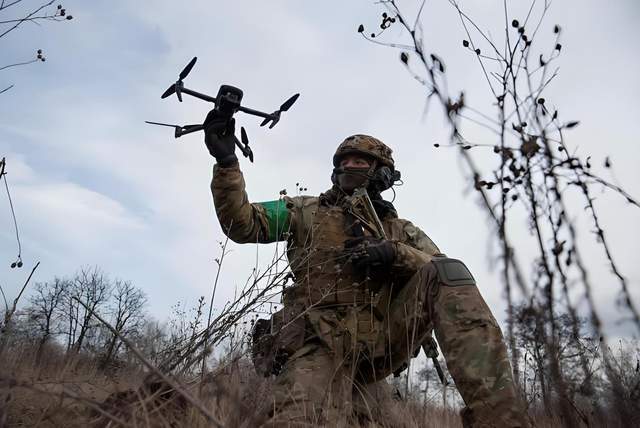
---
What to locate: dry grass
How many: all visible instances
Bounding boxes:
[1,341,466,427]
[5,341,633,427]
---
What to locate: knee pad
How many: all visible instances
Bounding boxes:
[430,256,476,287]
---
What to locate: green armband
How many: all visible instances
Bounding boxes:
[257,199,291,242]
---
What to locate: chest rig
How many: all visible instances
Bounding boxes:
[284,199,387,305]
[281,195,396,361]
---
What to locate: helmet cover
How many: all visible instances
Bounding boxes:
[333,134,395,169]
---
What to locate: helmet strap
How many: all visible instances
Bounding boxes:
[364,159,378,191]
[367,159,378,179]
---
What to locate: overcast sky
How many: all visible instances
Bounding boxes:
[1,0,638,339]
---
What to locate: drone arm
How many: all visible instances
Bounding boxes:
[175,124,205,138]
[237,105,274,120]
[180,87,218,103]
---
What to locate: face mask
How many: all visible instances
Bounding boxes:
[334,167,370,194]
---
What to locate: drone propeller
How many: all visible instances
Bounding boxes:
[145,120,178,128]
[280,93,300,112]
[180,57,197,80]
[260,93,300,128]
[240,126,254,162]
[160,85,175,99]
[145,120,203,138]
[241,126,248,145]
[260,115,280,129]
[161,57,198,102]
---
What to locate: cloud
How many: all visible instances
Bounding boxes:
[0,153,145,255]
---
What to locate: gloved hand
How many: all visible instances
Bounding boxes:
[203,109,239,167]
[344,236,397,269]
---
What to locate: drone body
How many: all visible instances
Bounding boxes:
[145,57,300,162]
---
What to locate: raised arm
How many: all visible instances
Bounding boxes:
[211,164,290,244]
[204,109,290,244]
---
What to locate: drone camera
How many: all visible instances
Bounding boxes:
[216,85,244,118]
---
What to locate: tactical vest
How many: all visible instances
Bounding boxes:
[283,198,396,305]
[275,197,403,362]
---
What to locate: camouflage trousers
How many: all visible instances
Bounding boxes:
[265,261,529,427]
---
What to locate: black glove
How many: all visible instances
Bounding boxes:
[344,236,396,269]
[203,109,238,167]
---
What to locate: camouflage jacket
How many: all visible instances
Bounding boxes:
[211,163,440,309]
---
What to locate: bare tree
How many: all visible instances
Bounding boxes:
[101,279,146,367]
[59,281,78,351]
[27,277,67,357]
[514,304,601,413]
[600,340,640,424]
[62,266,111,353]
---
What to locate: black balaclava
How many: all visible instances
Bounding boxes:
[334,166,370,195]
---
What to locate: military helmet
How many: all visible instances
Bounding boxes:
[333,134,395,170]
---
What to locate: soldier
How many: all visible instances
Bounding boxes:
[204,110,529,427]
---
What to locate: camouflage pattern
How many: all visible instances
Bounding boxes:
[211,163,529,427]
[333,134,395,169]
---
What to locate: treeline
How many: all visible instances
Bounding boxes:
[0,266,218,372]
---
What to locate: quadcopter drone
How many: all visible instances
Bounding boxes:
[146,57,300,162]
